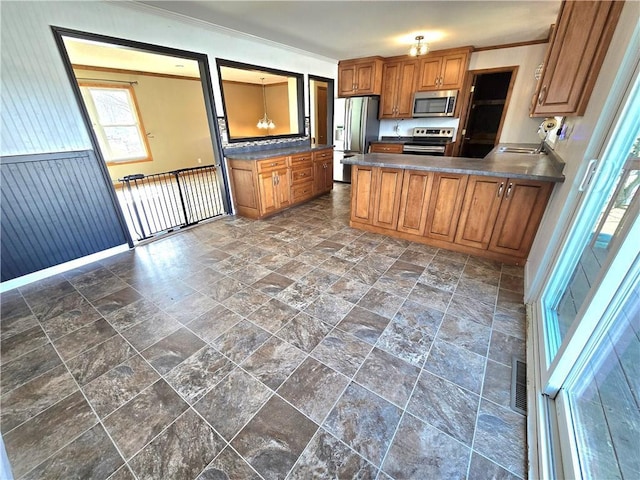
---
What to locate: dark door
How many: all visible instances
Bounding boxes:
[316,85,328,145]
[460,70,514,158]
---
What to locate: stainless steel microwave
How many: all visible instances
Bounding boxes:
[412,90,458,117]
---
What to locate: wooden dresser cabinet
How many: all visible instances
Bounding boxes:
[227,147,333,219]
[530,0,623,117]
[338,57,384,97]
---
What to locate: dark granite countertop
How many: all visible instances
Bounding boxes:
[225,144,333,161]
[341,144,565,182]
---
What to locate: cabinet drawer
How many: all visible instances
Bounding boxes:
[291,165,313,184]
[257,157,288,173]
[370,143,404,154]
[313,149,333,161]
[292,181,314,202]
[291,153,312,165]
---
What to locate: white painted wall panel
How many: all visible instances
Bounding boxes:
[0,0,338,157]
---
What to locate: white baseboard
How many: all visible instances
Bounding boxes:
[0,244,130,293]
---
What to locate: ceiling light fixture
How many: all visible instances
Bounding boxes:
[409,35,429,57]
[257,77,275,130]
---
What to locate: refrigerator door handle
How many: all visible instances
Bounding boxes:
[344,99,352,152]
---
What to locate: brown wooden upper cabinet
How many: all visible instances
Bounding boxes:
[416,48,472,91]
[530,0,624,117]
[338,57,384,97]
[380,58,419,118]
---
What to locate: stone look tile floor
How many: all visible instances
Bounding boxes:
[0,184,527,479]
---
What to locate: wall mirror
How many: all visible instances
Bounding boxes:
[216,59,304,142]
[309,75,334,147]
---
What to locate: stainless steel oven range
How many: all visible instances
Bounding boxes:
[402,127,455,156]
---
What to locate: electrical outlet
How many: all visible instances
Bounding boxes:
[197,158,202,164]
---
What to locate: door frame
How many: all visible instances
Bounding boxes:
[452,66,518,157]
[308,74,334,147]
[50,27,232,242]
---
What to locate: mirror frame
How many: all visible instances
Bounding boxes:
[215,58,305,143]
[308,74,335,147]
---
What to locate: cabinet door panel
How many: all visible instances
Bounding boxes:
[356,64,374,92]
[397,170,432,235]
[396,60,419,117]
[455,176,504,249]
[440,53,467,89]
[380,62,400,118]
[230,167,257,209]
[372,168,404,229]
[489,180,552,256]
[417,57,443,91]
[258,173,277,215]
[351,166,375,224]
[323,161,333,191]
[531,0,623,116]
[338,65,356,96]
[276,168,291,208]
[424,173,468,241]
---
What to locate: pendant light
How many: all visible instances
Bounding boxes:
[257,77,275,130]
[409,35,428,57]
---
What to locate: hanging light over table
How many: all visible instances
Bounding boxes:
[409,35,429,57]
[257,77,275,130]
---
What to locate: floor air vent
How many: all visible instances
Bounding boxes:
[511,357,527,415]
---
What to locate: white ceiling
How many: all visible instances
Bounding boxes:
[138,0,561,60]
[65,37,290,84]
[64,37,202,77]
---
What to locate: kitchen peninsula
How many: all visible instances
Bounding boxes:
[226,144,334,219]
[342,146,564,265]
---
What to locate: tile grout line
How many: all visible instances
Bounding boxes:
[12,295,139,480]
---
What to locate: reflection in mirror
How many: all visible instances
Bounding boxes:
[216,59,304,142]
[309,75,334,147]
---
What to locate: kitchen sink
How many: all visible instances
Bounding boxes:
[498,146,544,154]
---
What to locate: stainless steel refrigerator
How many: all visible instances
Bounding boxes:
[333,96,380,183]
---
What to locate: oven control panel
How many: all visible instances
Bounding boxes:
[411,127,455,138]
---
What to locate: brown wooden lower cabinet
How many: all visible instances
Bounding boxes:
[226,147,333,219]
[351,165,375,224]
[372,167,404,230]
[424,173,468,242]
[397,170,432,235]
[488,179,553,257]
[455,175,505,249]
[349,165,554,264]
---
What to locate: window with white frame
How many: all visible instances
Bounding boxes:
[80,84,151,163]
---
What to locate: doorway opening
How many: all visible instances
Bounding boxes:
[456,67,517,158]
[52,28,230,243]
[309,75,334,147]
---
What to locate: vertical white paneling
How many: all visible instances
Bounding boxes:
[0,1,338,157]
[0,3,91,154]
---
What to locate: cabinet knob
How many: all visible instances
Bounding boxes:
[497,182,505,197]
[270,162,278,166]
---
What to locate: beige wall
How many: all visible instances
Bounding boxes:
[74,68,215,183]
[222,81,291,138]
